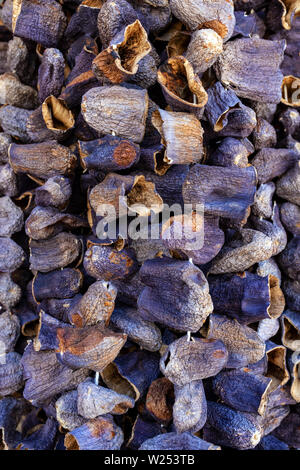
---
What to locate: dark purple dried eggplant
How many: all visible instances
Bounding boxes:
[139,432,220,450]
[209,272,285,324]
[137,258,213,332]
[214,37,285,103]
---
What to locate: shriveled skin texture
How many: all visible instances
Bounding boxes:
[70,281,117,327]
[252,148,299,184]
[0,169,18,199]
[13,0,67,48]
[29,232,81,273]
[209,229,274,274]
[64,415,124,450]
[9,141,77,179]
[212,370,272,415]
[214,38,285,103]
[252,204,287,257]
[0,133,12,163]
[173,380,207,433]
[139,432,220,450]
[283,279,300,311]
[56,390,87,431]
[280,202,300,236]
[145,377,174,423]
[0,312,20,352]
[81,86,148,143]
[56,324,127,372]
[25,206,88,240]
[0,237,25,272]
[162,214,224,265]
[0,196,23,237]
[278,237,300,281]
[35,176,72,209]
[34,272,81,302]
[38,48,65,103]
[185,29,223,75]
[170,0,235,41]
[257,318,280,342]
[261,404,290,436]
[152,108,204,164]
[83,245,138,281]
[129,0,172,34]
[209,272,278,324]
[257,258,282,283]
[273,412,300,448]
[110,305,162,351]
[202,314,265,368]
[137,258,213,332]
[0,273,22,309]
[21,343,89,407]
[209,137,252,168]
[160,335,228,386]
[252,182,276,219]
[0,73,38,109]
[203,401,263,450]
[0,352,23,396]
[77,378,135,418]
[0,106,31,142]
[252,118,277,150]
[97,0,138,48]
[183,164,257,222]
[276,161,300,205]
[17,418,57,451]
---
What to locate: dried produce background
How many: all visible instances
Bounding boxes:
[0,0,299,451]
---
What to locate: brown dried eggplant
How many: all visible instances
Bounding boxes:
[92,20,151,84]
[160,335,228,386]
[84,244,138,281]
[56,324,127,372]
[68,280,117,327]
[201,314,265,368]
[145,377,174,424]
[9,141,77,180]
[81,86,148,143]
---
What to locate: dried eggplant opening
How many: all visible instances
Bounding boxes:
[281,76,300,106]
[167,31,191,58]
[115,20,151,74]
[101,363,138,400]
[42,96,75,132]
[214,103,241,132]
[12,0,22,32]
[64,433,80,450]
[279,0,300,29]
[291,360,300,400]
[267,275,285,319]
[283,316,300,349]
[198,20,228,40]
[112,140,138,167]
[266,346,289,392]
[21,318,39,337]
[158,56,207,107]
[154,148,170,175]
[127,176,163,216]
[82,0,104,7]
